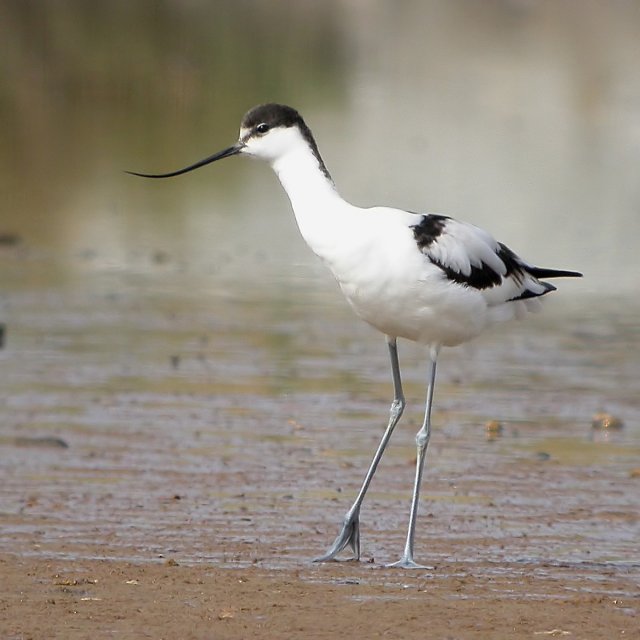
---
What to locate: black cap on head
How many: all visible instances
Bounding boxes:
[241,103,331,180]
[241,103,304,131]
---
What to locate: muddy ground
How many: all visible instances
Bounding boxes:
[1,554,638,639]
[1,261,638,639]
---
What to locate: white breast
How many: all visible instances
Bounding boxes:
[309,207,492,347]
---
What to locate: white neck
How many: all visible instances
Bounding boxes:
[270,144,349,258]
[272,144,338,208]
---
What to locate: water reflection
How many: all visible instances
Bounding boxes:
[1,1,639,292]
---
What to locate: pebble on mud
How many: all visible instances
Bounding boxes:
[591,412,624,431]
[217,608,236,620]
[484,420,504,441]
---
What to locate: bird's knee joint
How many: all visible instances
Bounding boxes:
[390,398,405,418]
[415,431,430,449]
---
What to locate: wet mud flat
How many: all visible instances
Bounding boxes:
[0,263,639,638]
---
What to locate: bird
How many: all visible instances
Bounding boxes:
[128,103,582,568]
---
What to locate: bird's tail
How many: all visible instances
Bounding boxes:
[526,267,583,279]
[495,265,582,322]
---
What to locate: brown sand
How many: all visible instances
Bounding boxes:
[1,552,637,640]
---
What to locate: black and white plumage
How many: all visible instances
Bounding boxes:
[411,212,578,310]
[129,103,582,568]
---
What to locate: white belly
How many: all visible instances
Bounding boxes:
[321,223,490,347]
[338,268,489,346]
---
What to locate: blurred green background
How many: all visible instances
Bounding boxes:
[1,0,639,292]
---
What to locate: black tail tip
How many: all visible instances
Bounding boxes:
[529,267,583,280]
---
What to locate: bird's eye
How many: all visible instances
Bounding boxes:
[256,123,270,134]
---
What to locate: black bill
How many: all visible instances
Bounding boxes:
[126,142,244,179]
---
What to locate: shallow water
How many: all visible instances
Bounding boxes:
[0,249,638,593]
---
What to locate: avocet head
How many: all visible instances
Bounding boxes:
[239,103,313,162]
[127,103,321,179]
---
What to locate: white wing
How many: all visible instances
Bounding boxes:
[410,214,554,305]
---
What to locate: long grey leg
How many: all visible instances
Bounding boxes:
[387,350,438,569]
[314,336,405,562]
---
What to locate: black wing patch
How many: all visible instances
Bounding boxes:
[412,214,450,250]
[431,259,502,289]
[430,245,524,290]
[411,214,580,299]
[495,243,525,282]
[412,215,525,290]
